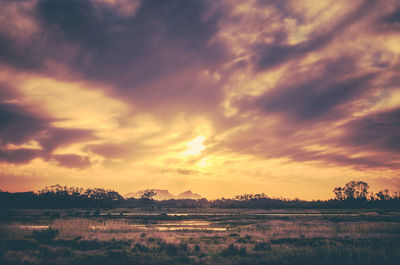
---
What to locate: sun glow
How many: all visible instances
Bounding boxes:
[183,135,206,156]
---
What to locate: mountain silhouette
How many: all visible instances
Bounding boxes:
[125,189,202,200]
[176,190,202,199]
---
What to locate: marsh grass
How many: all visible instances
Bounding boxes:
[1,209,400,264]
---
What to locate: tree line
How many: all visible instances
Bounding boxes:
[0,184,123,209]
[0,181,399,209]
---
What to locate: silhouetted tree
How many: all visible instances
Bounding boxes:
[376,189,391,200]
[141,189,157,200]
[333,181,370,200]
[333,187,344,200]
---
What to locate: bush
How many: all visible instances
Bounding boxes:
[146,237,158,244]
[75,240,103,251]
[179,242,189,252]
[1,239,39,250]
[133,243,149,253]
[165,243,179,256]
[254,241,271,251]
[32,227,59,243]
[159,243,178,256]
[221,244,246,257]
[50,212,61,219]
[194,244,201,252]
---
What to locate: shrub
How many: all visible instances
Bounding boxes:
[133,243,149,253]
[75,240,103,251]
[159,243,178,256]
[236,237,247,243]
[236,235,253,243]
[105,240,130,250]
[221,244,246,257]
[32,228,59,243]
[194,244,201,252]
[179,242,189,252]
[2,239,39,250]
[254,241,271,251]
[146,237,158,244]
[50,212,61,219]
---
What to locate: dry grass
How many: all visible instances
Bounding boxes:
[1,210,400,265]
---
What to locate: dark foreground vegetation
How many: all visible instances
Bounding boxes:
[0,181,399,209]
[1,236,399,265]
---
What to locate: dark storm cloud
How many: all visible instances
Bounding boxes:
[52,154,91,169]
[255,0,377,71]
[340,108,400,153]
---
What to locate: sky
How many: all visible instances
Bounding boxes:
[0,0,399,200]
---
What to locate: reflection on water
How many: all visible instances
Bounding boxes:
[253,213,360,216]
[13,212,371,233]
[16,221,226,232]
[153,220,227,231]
[88,221,227,232]
[15,225,50,230]
[99,212,230,216]
[96,212,362,217]
[157,227,226,231]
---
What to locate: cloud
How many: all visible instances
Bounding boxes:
[254,0,377,71]
[234,57,375,123]
[340,108,400,153]
[0,102,95,166]
[384,7,400,24]
[30,0,227,115]
[0,0,399,197]
[260,72,374,122]
[0,148,42,165]
[38,128,94,154]
[52,154,91,169]
[0,102,48,146]
[0,82,20,101]
[0,0,227,115]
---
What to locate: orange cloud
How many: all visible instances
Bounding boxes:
[0,0,399,199]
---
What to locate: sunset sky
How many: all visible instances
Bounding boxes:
[0,0,399,199]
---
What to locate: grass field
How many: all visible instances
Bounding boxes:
[1,209,399,265]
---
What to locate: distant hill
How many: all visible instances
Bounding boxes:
[125,189,174,200]
[125,189,202,200]
[176,190,202,200]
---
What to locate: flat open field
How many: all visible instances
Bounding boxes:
[1,209,400,265]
